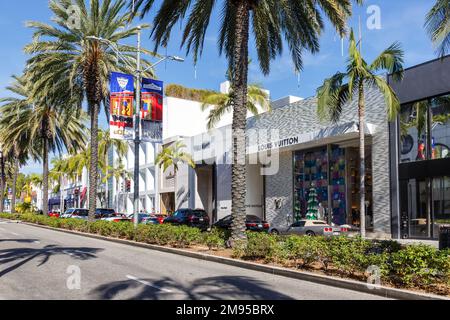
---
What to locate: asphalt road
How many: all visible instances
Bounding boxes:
[0,220,391,300]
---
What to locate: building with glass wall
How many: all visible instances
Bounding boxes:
[389,55,450,240]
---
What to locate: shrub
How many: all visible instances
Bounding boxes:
[201,228,227,250]
[328,236,372,275]
[171,225,202,248]
[242,232,278,262]
[389,244,450,287]
[281,236,323,268]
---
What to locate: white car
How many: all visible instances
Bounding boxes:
[60,208,89,220]
[269,220,343,237]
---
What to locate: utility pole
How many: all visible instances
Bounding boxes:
[134,27,142,228]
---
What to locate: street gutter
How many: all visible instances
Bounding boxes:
[7,219,450,301]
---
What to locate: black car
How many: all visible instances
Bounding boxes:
[164,209,210,231]
[213,215,270,232]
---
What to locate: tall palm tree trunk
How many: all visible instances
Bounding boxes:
[0,153,5,213]
[230,2,250,244]
[89,102,100,220]
[60,176,64,214]
[358,82,366,238]
[11,159,19,213]
[42,139,49,216]
[105,153,109,208]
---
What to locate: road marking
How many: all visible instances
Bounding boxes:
[126,275,173,293]
[33,241,40,244]
[9,232,20,236]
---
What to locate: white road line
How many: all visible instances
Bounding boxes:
[33,241,41,244]
[126,275,173,293]
[9,232,20,236]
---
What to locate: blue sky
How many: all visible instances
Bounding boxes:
[0,0,438,174]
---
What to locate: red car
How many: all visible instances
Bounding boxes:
[48,211,60,218]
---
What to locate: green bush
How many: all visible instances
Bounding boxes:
[389,244,450,287]
[328,236,372,275]
[242,232,279,262]
[201,228,226,250]
[281,236,323,268]
[171,225,202,248]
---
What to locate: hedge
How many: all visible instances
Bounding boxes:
[1,212,449,295]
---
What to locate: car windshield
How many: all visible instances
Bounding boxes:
[172,211,186,217]
[64,209,74,215]
[96,209,115,216]
[191,210,207,217]
[246,215,262,222]
[292,221,306,227]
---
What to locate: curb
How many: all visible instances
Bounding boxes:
[8,219,450,301]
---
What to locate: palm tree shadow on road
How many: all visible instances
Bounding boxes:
[89,276,294,300]
[0,244,103,277]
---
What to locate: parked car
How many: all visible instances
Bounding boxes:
[95,208,116,219]
[48,211,60,218]
[60,208,89,220]
[101,214,132,223]
[164,209,210,231]
[125,213,152,224]
[213,215,270,232]
[142,214,166,225]
[269,220,342,237]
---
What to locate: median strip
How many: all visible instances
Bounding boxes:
[1,214,449,300]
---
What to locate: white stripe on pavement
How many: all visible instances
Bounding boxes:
[126,275,173,293]
[9,232,20,236]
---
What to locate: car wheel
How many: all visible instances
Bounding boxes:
[306,231,315,237]
[270,229,280,235]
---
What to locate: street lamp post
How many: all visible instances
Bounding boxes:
[87,31,184,228]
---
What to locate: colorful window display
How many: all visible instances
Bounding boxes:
[293,146,347,225]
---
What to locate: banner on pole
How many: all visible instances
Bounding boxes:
[141,78,163,143]
[110,72,135,140]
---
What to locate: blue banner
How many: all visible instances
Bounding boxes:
[110,72,135,94]
[141,78,163,95]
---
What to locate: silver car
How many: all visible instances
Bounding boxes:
[60,208,89,220]
[269,220,341,237]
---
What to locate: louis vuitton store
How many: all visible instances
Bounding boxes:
[169,56,450,241]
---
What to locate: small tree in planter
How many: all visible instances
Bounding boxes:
[306,186,319,220]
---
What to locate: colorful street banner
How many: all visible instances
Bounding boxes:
[110,72,135,140]
[141,78,163,142]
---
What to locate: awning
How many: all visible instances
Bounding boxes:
[248,121,377,154]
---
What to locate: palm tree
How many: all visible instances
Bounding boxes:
[425,0,450,57]
[3,148,28,214]
[49,157,71,213]
[24,0,154,220]
[98,129,128,208]
[201,84,271,130]
[133,0,360,243]
[0,75,32,213]
[156,141,195,208]
[317,29,404,237]
[0,75,88,216]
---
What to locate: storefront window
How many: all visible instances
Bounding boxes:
[432,176,450,235]
[430,94,450,160]
[399,94,450,163]
[293,146,347,225]
[329,147,346,225]
[399,101,429,163]
[294,148,329,222]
